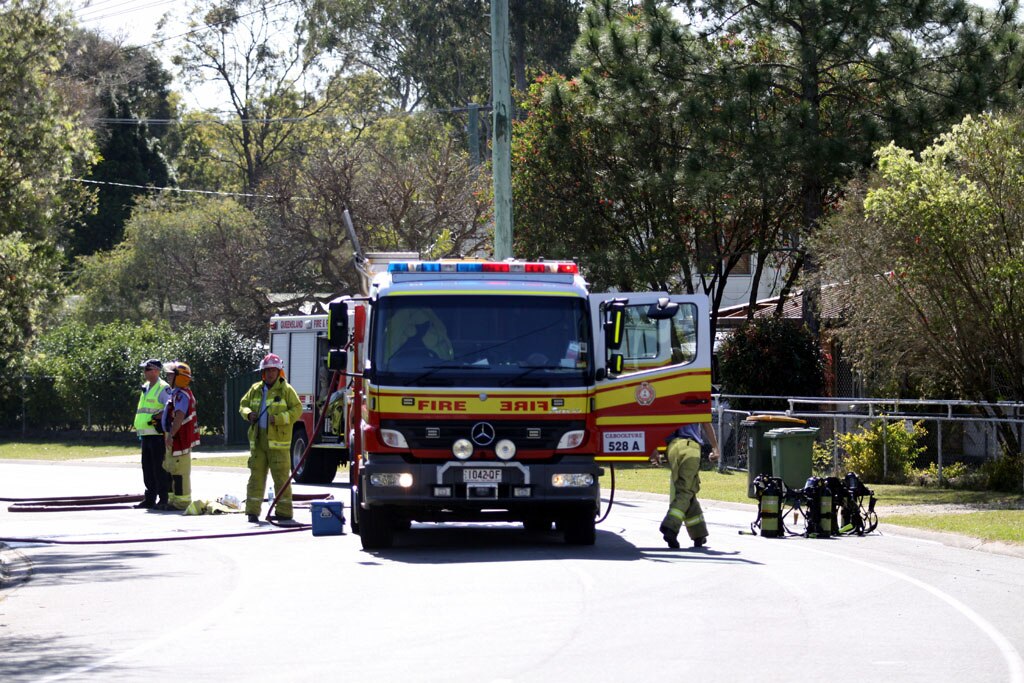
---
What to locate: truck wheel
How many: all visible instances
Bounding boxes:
[291,430,338,485]
[359,506,394,550]
[349,486,361,534]
[562,507,596,546]
[290,430,312,483]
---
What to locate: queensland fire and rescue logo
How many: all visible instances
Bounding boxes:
[471,422,496,446]
[635,382,656,406]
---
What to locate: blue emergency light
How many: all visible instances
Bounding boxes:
[386,260,579,274]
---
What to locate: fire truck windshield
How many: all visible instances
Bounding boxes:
[372,295,590,387]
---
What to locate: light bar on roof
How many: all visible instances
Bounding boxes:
[386,260,578,274]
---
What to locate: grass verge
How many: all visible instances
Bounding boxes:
[193,456,249,468]
[602,465,752,504]
[886,510,1024,544]
[0,440,138,460]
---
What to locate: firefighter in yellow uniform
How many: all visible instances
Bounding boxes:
[239,354,302,523]
[654,422,720,549]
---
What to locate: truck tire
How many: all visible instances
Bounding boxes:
[359,506,394,550]
[349,486,361,534]
[562,507,596,546]
[291,430,338,484]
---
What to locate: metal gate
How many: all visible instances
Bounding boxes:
[223,370,260,445]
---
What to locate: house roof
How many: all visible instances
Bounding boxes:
[716,282,847,325]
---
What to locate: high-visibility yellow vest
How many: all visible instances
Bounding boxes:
[134,379,170,435]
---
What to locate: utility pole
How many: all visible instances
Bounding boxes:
[467,103,480,166]
[490,0,513,260]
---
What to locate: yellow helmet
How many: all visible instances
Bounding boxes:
[168,362,193,389]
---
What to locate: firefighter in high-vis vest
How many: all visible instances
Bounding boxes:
[161,361,200,511]
[239,354,302,524]
[133,358,171,509]
[653,422,720,549]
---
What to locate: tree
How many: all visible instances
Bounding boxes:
[74,195,271,337]
[166,0,347,193]
[0,0,97,244]
[512,4,803,324]
[61,31,175,257]
[814,112,1024,448]
[307,0,583,109]
[681,0,1024,329]
[0,233,63,400]
[716,316,824,409]
[260,110,491,300]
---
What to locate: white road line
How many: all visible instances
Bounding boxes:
[800,545,1024,683]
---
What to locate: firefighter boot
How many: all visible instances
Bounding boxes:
[660,523,681,549]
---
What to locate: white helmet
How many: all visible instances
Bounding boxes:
[259,353,285,371]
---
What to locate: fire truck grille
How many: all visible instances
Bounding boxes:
[380,419,585,450]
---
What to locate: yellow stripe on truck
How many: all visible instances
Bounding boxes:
[595,415,711,426]
[373,390,589,416]
[593,371,710,410]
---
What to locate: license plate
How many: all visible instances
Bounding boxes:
[463,468,502,483]
[603,430,646,454]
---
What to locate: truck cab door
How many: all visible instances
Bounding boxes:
[588,293,711,463]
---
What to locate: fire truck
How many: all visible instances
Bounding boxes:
[323,256,713,549]
[267,312,354,484]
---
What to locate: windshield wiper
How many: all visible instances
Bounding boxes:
[499,365,567,387]
[406,363,490,385]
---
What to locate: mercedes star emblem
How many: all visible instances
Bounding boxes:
[471,422,496,446]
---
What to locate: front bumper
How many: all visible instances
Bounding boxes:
[360,454,601,520]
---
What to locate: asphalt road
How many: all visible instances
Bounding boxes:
[2,460,1023,682]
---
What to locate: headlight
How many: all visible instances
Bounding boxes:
[556,430,585,450]
[452,439,473,460]
[552,473,594,487]
[370,472,414,487]
[381,429,408,448]
[495,439,516,460]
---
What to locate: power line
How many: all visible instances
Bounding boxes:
[66,177,313,201]
[77,0,177,23]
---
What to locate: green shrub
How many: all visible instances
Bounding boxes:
[909,461,970,487]
[981,452,1023,493]
[838,418,927,484]
[812,438,838,477]
[18,320,262,434]
[717,316,825,410]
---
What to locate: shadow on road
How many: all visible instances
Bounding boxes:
[6,548,167,588]
[0,634,111,682]
[361,525,762,566]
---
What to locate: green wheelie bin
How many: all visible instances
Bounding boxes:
[741,415,807,499]
[765,427,820,492]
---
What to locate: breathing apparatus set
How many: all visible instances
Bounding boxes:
[748,472,878,539]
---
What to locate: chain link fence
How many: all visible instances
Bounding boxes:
[714,395,1024,488]
[4,374,252,441]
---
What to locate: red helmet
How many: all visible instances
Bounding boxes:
[259,353,285,372]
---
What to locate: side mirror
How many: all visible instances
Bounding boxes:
[646,297,678,320]
[608,352,624,375]
[327,350,348,371]
[603,298,628,350]
[327,301,348,349]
